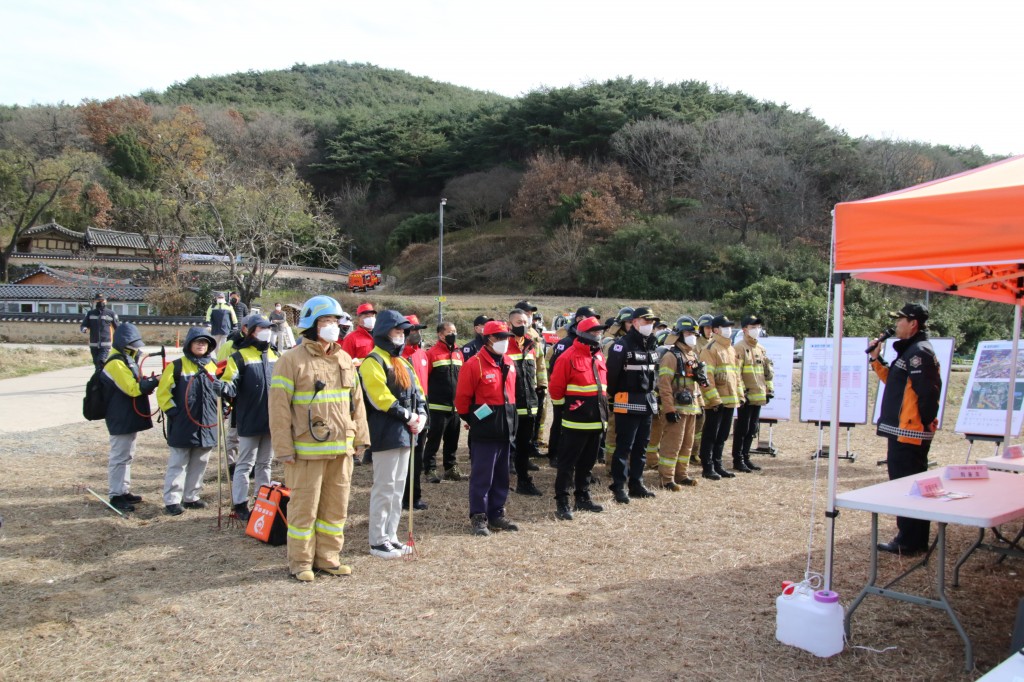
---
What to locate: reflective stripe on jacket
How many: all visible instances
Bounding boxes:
[426,341,463,411]
[157,354,220,448]
[206,303,237,336]
[657,344,705,416]
[221,342,279,437]
[454,348,518,442]
[359,347,426,451]
[101,349,154,435]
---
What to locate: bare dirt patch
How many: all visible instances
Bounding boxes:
[0,370,1020,680]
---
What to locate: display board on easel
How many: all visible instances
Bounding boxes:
[758,336,794,422]
[799,337,870,424]
[872,337,955,428]
[954,340,1024,437]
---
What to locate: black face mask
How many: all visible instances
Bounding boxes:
[511,324,527,337]
[253,338,270,351]
[96,302,105,310]
[444,333,457,349]
[407,332,422,347]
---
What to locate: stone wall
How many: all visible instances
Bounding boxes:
[0,320,196,346]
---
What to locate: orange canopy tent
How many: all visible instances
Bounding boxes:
[821,155,1024,592]
[833,154,1024,303]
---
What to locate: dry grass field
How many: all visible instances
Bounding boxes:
[1,365,1022,680]
[0,347,91,380]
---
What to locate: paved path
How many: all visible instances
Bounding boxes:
[0,346,182,434]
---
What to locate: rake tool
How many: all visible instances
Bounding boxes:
[215,394,226,530]
[85,487,125,517]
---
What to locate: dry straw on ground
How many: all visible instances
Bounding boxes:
[0,370,1021,680]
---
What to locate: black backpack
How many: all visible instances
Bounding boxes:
[83,356,127,421]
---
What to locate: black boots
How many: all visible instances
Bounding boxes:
[744,457,762,471]
[516,478,543,496]
[628,480,657,499]
[733,458,753,473]
[701,459,721,481]
[555,497,573,521]
[233,502,251,522]
[471,513,490,536]
[574,493,604,513]
[610,485,630,504]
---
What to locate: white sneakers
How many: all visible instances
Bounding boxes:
[370,539,413,559]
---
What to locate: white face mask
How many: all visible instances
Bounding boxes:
[637,322,655,337]
[718,327,733,338]
[491,339,509,355]
[216,298,225,305]
[389,333,405,346]
[319,324,341,343]
[255,329,272,342]
[683,334,697,347]
[745,326,761,339]
[361,316,376,330]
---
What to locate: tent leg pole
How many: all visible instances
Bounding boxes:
[1005,301,1022,450]
[825,278,845,592]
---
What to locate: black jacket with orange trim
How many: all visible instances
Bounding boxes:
[872,331,942,445]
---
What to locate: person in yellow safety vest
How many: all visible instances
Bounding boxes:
[601,307,633,466]
[690,313,714,467]
[656,317,706,490]
[205,292,237,350]
[731,314,774,473]
[697,315,743,481]
[269,295,370,582]
[217,316,251,477]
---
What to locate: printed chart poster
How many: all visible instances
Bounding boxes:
[799,337,869,425]
[872,338,955,429]
[954,340,1024,436]
[758,336,794,422]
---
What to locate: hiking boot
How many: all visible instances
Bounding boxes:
[676,476,698,487]
[662,481,682,492]
[516,478,543,496]
[427,469,441,484]
[122,492,143,504]
[628,481,656,499]
[610,486,630,504]
[315,564,352,577]
[370,540,403,559]
[471,513,491,536]
[555,498,573,521]
[574,496,604,513]
[183,499,207,509]
[488,515,519,532]
[233,502,251,522]
[443,465,463,482]
[702,469,721,481]
[165,504,185,516]
[744,457,762,471]
[733,460,753,473]
[109,495,135,512]
[291,569,315,582]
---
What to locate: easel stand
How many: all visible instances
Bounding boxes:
[811,422,857,462]
[750,419,778,457]
[963,433,1003,463]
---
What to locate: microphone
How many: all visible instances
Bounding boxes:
[865,327,895,355]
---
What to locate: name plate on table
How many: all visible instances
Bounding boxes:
[1004,444,1024,459]
[945,464,990,480]
[910,476,945,497]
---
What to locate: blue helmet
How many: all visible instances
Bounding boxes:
[297,295,345,330]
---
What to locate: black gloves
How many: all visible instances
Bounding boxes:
[140,376,160,395]
[665,412,680,423]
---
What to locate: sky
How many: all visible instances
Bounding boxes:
[1,0,1020,156]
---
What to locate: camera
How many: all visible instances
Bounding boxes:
[674,388,694,405]
[687,360,709,387]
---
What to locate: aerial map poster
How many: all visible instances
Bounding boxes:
[799,337,870,425]
[954,340,1024,436]
[872,337,955,429]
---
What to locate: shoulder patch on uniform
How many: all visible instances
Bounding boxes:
[910,356,922,368]
[613,344,623,352]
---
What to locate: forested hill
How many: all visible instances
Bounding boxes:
[1,61,1007,351]
[151,61,508,115]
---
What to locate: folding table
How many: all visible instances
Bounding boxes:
[836,470,1024,671]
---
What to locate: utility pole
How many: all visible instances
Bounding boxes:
[438,198,446,322]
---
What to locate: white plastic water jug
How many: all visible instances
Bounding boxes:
[775,586,844,657]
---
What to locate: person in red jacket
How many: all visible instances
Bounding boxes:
[424,320,464,482]
[341,302,377,366]
[401,314,431,511]
[547,317,610,521]
[454,320,519,537]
